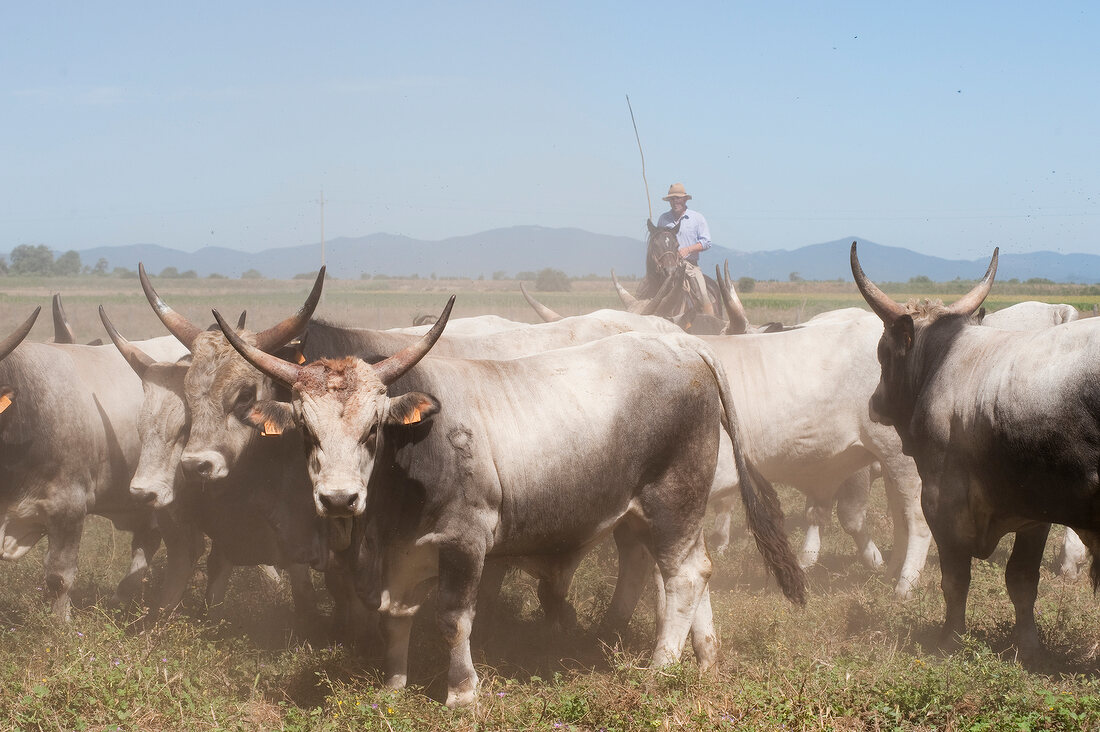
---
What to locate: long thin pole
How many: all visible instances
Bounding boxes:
[626,95,652,221]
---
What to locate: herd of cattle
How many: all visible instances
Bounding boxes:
[0,244,1096,707]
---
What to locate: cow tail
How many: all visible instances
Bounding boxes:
[697,344,807,607]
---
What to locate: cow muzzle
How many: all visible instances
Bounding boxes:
[181,450,230,481]
[315,487,366,518]
[130,482,172,509]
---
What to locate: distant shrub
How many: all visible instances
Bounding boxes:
[241,269,264,279]
[159,266,180,278]
[207,272,227,279]
[1025,277,1055,285]
[113,267,138,279]
[180,270,198,279]
[516,271,536,281]
[535,268,572,292]
[909,275,933,285]
[737,276,756,293]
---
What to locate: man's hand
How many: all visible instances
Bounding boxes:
[679,243,701,259]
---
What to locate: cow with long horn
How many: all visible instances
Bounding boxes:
[212,297,804,708]
[850,241,1100,659]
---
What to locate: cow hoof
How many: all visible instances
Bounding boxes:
[861,544,884,570]
[893,574,919,601]
[445,686,478,709]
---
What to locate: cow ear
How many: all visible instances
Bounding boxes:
[0,387,14,415]
[386,392,440,427]
[245,400,296,436]
[888,314,915,355]
[976,307,987,324]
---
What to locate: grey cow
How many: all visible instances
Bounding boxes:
[214,299,805,707]
[0,307,188,619]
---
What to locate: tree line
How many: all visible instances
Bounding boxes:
[0,245,266,279]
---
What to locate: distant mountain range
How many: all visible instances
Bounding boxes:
[11,227,1100,283]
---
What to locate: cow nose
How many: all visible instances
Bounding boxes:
[129,486,158,505]
[181,451,229,480]
[318,490,362,517]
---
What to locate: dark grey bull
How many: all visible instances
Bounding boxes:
[851,242,1100,658]
[99,308,325,624]
[0,307,188,619]
[214,300,805,707]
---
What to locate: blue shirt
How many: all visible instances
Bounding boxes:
[656,208,711,265]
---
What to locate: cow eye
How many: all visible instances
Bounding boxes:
[362,424,377,444]
[235,386,257,408]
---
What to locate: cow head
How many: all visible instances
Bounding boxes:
[139,263,324,481]
[851,242,998,430]
[211,296,454,518]
[101,306,191,508]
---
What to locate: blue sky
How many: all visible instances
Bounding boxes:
[2,2,1096,260]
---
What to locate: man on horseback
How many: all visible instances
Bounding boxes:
[655,182,714,315]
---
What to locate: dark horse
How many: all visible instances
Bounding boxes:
[627,220,724,333]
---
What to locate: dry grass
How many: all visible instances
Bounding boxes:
[2,276,1100,729]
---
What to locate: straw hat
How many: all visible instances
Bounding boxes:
[662,182,692,201]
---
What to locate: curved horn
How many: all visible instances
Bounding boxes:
[140,262,203,351]
[716,264,750,335]
[947,248,999,316]
[99,306,154,378]
[610,269,639,309]
[211,308,302,388]
[373,295,455,386]
[252,266,325,353]
[519,283,562,322]
[0,307,41,362]
[52,294,76,344]
[850,242,907,324]
[237,310,247,330]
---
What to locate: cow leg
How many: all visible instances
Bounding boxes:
[43,515,84,621]
[1057,527,1088,580]
[536,558,581,631]
[651,530,713,669]
[935,539,972,647]
[472,558,509,645]
[689,579,718,672]
[112,522,162,606]
[836,467,883,570]
[379,544,439,692]
[285,564,320,629]
[151,514,204,618]
[882,459,931,600]
[436,545,484,708]
[1005,524,1050,661]
[710,500,734,558]
[799,498,828,569]
[204,543,234,614]
[601,523,653,635]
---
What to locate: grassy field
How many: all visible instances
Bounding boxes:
[2,276,1100,730]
